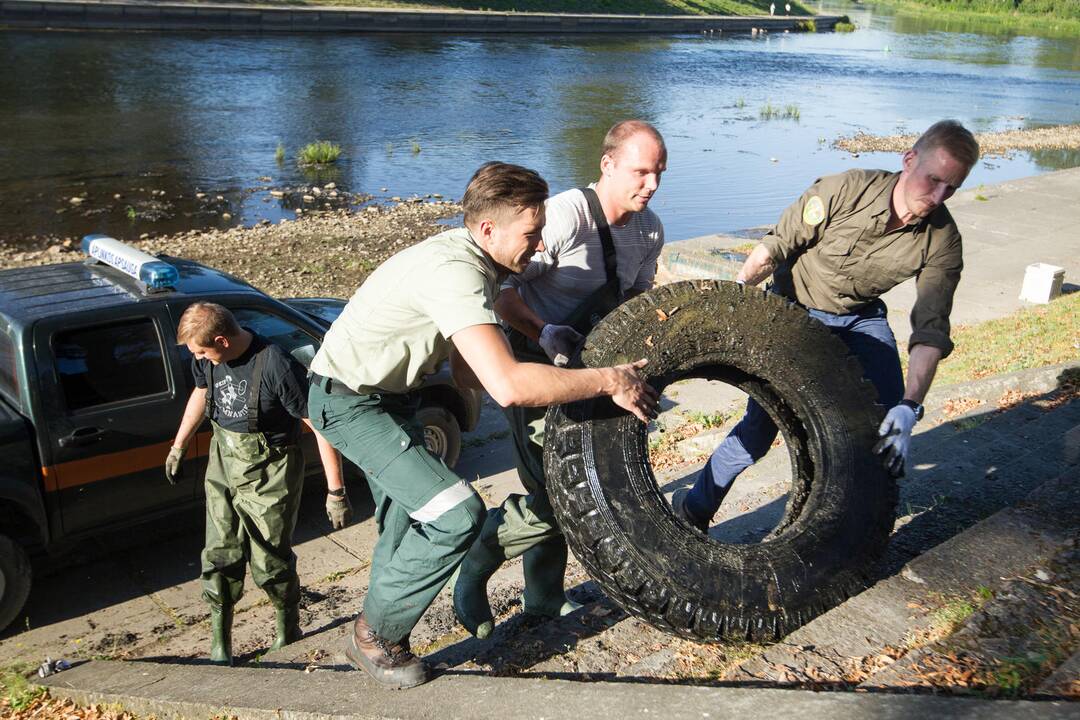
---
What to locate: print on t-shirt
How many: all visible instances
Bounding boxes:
[214,374,249,420]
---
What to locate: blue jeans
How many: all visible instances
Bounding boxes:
[683,299,904,524]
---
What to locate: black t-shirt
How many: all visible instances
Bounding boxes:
[193,333,308,446]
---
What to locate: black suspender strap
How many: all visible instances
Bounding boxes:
[580,187,618,286]
[204,361,215,419]
[246,346,268,434]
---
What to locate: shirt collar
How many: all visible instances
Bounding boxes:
[869,171,901,219]
[459,227,504,282]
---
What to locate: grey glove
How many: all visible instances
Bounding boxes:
[873,404,917,477]
[538,324,585,367]
[164,445,185,485]
[326,491,353,530]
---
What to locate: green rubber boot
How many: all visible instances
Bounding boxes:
[209,603,233,666]
[269,604,302,651]
[452,538,507,640]
[521,539,583,619]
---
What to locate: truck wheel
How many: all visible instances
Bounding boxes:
[418,405,462,469]
[0,533,31,634]
[544,280,897,642]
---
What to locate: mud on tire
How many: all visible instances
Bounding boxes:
[544,280,897,642]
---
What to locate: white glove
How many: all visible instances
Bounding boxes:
[874,403,917,477]
[538,324,585,367]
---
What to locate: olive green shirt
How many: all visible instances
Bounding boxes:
[762,169,962,357]
[310,227,501,394]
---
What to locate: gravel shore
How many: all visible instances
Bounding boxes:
[0,200,462,299]
[833,123,1080,157]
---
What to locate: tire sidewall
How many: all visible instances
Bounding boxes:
[546,281,896,640]
[0,534,31,634]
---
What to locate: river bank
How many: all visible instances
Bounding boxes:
[0,199,461,299]
[0,0,835,34]
[199,0,814,15]
[867,0,1080,37]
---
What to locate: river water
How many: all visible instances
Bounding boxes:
[1,1,1078,242]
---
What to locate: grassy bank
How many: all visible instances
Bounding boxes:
[868,0,1080,36]
[242,0,815,15]
[919,291,1079,387]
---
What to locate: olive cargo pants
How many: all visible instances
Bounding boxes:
[308,380,485,644]
[460,403,571,613]
[201,423,304,611]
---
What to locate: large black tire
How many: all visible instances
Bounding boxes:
[544,280,897,642]
[0,533,32,634]
[417,404,462,469]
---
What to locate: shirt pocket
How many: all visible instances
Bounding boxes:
[851,248,922,300]
[816,216,862,267]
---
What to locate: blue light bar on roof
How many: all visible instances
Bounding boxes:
[80,234,179,290]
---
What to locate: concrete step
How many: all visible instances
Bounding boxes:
[36,656,1080,720]
[722,463,1079,692]
[859,534,1079,695]
[1036,648,1080,699]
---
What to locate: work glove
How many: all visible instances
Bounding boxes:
[873,404,917,477]
[538,324,585,368]
[326,491,353,530]
[164,445,186,485]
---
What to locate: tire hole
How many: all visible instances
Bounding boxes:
[647,374,806,545]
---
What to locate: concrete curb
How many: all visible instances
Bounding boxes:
[36,657,1080,720]
[0,0,844,34]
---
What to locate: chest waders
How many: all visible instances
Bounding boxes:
[455,187,623,639]
[201,349,305,664]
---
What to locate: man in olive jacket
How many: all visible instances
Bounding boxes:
[677,120,980,533]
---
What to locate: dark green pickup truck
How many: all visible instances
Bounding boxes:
[0,238,480,633]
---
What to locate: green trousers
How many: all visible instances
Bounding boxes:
[463,403,569,602]
[308,381,485,644]
[201,422,304,611]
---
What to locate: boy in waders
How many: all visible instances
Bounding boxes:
[165,302,348,664]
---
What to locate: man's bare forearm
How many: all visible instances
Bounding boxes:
[172,388,206,449]
[494,287,546,341]
[303,418,344,492]
[737,244,778,286]
[903,344,942,405]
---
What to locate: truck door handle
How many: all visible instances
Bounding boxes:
[59,426,105,448]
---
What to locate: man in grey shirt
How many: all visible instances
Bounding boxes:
[454,120,667,639]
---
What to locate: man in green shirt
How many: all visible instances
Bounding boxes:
[308,162,658,689]
[677,120,980,533]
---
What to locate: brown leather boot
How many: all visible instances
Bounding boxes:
[344,613,429,689]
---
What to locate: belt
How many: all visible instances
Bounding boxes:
[310,372,360,396]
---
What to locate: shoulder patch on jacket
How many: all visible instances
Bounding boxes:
[802,196,825,226]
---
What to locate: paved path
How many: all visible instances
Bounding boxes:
[0,0,842,34]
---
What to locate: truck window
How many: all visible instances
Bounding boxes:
[0,331,18,403]
[231,308,319,368]
[54,319,169,411]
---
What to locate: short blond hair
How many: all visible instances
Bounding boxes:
[176,302,241,347]
[461,162,548,226]
[913,120,979,168]
[601,120,666,159]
